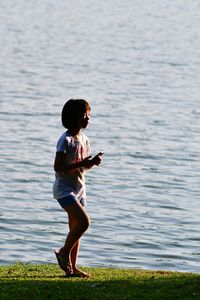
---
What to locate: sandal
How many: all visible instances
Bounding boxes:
[54,250,72,275]
[70,270,91,278]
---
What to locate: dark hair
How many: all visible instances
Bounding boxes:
[61,99,91,129]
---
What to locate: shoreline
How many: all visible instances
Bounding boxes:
[0,263,199,299]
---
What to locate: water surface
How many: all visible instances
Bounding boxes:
[0,0,200,273]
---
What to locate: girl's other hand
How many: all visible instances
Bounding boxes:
[81,156,93,168]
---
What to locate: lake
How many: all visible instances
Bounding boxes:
[0,0,200,273]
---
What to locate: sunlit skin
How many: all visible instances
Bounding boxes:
[54,109,103,277]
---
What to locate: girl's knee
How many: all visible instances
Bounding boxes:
[67,202,90,231]
[80,215,90,231]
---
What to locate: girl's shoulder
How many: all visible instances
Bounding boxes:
[56,131,71,148]
[57,131,68,142]
[81,132,90,143]
[57,131,89,145]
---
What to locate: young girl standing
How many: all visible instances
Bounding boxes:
[53,99,103,277]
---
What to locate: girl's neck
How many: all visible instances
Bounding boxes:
[67,128,81,137]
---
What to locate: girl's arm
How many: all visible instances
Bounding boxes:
[54,152,86,172]
[54,152,103,172]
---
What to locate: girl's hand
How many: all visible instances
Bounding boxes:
[91,152,104,166]
[82,152,104,168]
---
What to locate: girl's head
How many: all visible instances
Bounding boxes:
[61,99,91,129]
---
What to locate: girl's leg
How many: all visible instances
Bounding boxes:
[68,214,81,271]
[68,213,91,277]
[59,200,90,265]
[70,239,90,277]
[70,240,80,271]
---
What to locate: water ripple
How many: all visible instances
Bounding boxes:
[0,0,200,273]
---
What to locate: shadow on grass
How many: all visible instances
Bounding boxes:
[0,274,200,300]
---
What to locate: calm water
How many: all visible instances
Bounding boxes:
[0,0,200,273]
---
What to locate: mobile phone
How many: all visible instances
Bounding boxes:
[98,151,104,156]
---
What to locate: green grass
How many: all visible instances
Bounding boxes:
[0,263,199,300]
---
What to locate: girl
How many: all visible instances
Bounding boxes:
[53,99,103,277]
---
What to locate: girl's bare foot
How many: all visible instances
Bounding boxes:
[71,268,90,278]
[54,250,72,275]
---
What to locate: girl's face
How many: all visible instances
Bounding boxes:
[78,110,90,129]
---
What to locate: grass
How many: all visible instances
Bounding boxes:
[0,263,200,300]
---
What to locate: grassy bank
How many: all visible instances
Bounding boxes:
[0,263,199,300]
